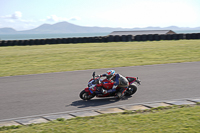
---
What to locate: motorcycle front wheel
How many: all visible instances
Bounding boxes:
[79,90,95,100]
[124,85,137,96]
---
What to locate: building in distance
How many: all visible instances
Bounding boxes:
[109,30,176,36]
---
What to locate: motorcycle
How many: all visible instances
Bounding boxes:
[79,72,141,100]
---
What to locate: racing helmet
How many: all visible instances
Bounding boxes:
[106,70,115,80]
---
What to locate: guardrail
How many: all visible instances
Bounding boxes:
[0,33,200,46]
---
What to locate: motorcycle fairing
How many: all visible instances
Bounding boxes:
[102,79,113,89]
[126,77,136,84]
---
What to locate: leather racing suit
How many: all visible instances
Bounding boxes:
[100,73,129,98]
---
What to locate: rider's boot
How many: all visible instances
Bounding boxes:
[115,87,127,99]
[115,92,121,99]
[101,88,108,94]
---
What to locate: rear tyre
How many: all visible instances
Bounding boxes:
[79,90,94,100]
[125,85,137,96]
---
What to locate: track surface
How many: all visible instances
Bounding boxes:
[0,62,200,120]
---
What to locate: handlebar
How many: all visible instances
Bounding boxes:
[92,72,101,84]
[136,77,141,85]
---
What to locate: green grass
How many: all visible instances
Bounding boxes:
[0,40,200,77]
[1,105,200,133]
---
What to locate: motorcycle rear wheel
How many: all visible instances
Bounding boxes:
[125,85,137,96]
[79,90,95,100]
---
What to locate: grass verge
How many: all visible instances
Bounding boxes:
[1,105,200,133]
[0,40,200,77]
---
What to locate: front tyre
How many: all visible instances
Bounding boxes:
[125,85,137,96]
[79,90,94,100]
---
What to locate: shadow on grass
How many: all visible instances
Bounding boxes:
[67,96,132,108]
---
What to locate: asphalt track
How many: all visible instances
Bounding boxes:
[0,62,200,120]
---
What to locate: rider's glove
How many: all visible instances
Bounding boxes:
[112,85,117,91]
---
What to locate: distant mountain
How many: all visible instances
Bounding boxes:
[18,21,125,34]
[0,28,18,34]
[0,21,200,34]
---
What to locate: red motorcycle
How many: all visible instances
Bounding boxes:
[79,72,141,100]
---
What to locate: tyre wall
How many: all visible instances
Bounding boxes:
[0,33,199,46]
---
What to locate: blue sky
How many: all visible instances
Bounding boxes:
[0,0,200,30]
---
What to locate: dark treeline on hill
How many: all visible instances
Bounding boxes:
[1,21,200,34]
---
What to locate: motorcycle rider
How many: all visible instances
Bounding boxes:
[100,70,129,98]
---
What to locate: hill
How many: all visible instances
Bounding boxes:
[0,21,200,34]
[19,21,124,34]
[0,28,18,34]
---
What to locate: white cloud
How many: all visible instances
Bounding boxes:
[11,11,22,19]
[0,12,81,30]
[1,11,35,23]
[46,15,67,22]
[1,12,80,23]
[41,15,81,22]
[69,16,81,21]
[1,11,22,20]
